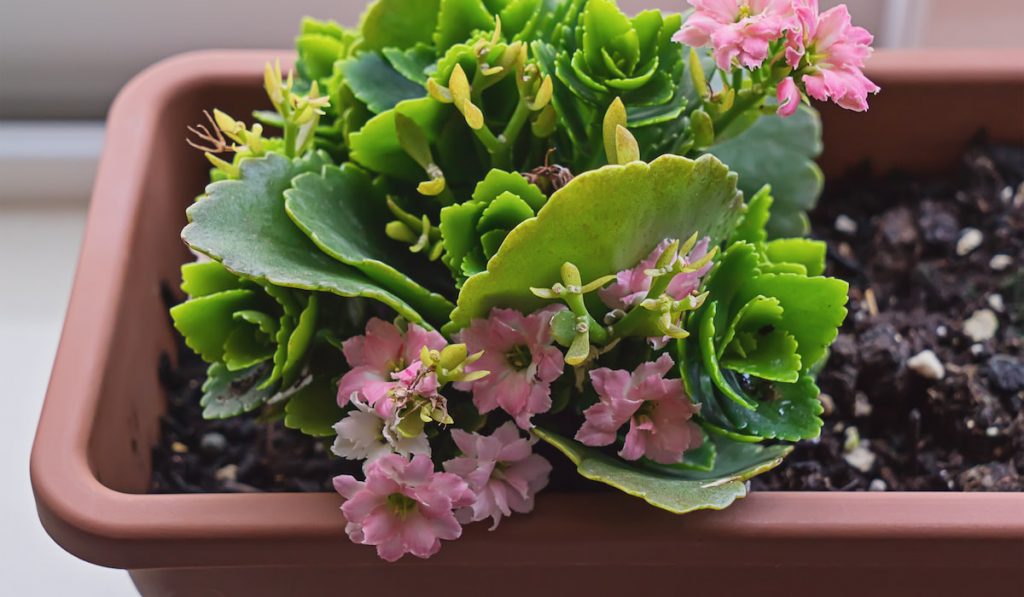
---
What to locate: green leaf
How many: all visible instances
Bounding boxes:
[449,154,743,330]
[284,163,453,324]
[281,294,318,388]
[182,152,432,327]
[383,45,437,86]
[339,52,426,114]
[535,428,791,514]
[180,261,245,298]
[284,375,344,437]
[359,0,441,51]
[731,185,772,245]
[200,363,277,419]
[764,238,826,277]
[715,375,825,441]
[296,33,346,82]
[434,0,495,49]
[350,98,450,181]
[736,273,848,371]
[170,289,257,364]
[704,106,823,238]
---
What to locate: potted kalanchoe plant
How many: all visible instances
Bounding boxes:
[170,0,876,561]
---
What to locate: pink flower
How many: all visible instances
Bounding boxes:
[443,422,552,530]
[333,453,475,562]
[776,76,801,116]
[786,1,879,111]
[337,318,446,411]
[576,354,703,465]
[456,308,565,429]
[673,0,797,71]
[599,237,713,311]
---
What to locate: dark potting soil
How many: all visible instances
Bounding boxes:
[151,140,1023,495]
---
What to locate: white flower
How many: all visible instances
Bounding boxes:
[331,398,429,463]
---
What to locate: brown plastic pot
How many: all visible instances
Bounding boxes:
[32,49,1024,596]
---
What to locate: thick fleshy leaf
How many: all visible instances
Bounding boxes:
[284,163,454,323]
[535,428,791,514]
[339,52,425,114]
[182,152,430,326]
[435,0,495,49]
[705,106,823,238]
[349,98,450,181]
[358,0,441,51]
[284,375,344,437]
[736,273,848,371]
[382,45,437,86]
[730,185,772,245]
[449,154,743,330]
[716,375,824,441]
[180,261,246,298]
[171,289,257,364]
[200,363,277,419]
[281,294,318,388]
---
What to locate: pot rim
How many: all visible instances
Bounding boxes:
[31,49,1024,570]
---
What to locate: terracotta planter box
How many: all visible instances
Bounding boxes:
[32,49,1024,596]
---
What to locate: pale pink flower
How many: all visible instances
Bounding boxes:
[776,76,801,116]
[443,422,552,530]
[673,0,797,71]
[576,354,703,465]
[337,318,446,410]
[333,453,474,562]
[786,1,879,111]
[599,237,712,311]
[456,307,565,429]
[331,397,430,463]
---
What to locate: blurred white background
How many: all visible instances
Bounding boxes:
[0,1,1021,595]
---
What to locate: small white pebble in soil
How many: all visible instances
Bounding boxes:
[854,392,873,417]
[987,294,1005,313]
[907,349,945,381]
[834,214,858,235]
[1000,185,1014,202]
[955,227,983,256]
[963,308,998,343]
[869,479,887,491]
[966,419,976,430]
[970,343,985,356]
[986,426,999,437]
[215,464,239,483]
[989,254,1012,271]
[844,443,876,473]
[936,325,948,337]
[170,441,188,454]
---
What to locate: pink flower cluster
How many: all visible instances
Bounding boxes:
[674,0,878,114]
[599,237,712,311]
[576,354,703,464]
[455,307,565,429]
[332,316,555,561]
[334,425,551,561]
[336,318,446,416]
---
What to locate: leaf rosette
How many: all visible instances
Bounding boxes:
[679,188,848,442]
[440,169,548,287]
[533,0,686,166]
[170,261,319,418]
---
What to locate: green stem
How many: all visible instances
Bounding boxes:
[494,100,530,167]
[712,88,766,137]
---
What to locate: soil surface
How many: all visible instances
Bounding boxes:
[753,139,1023,491]
[152,140,1023,495]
